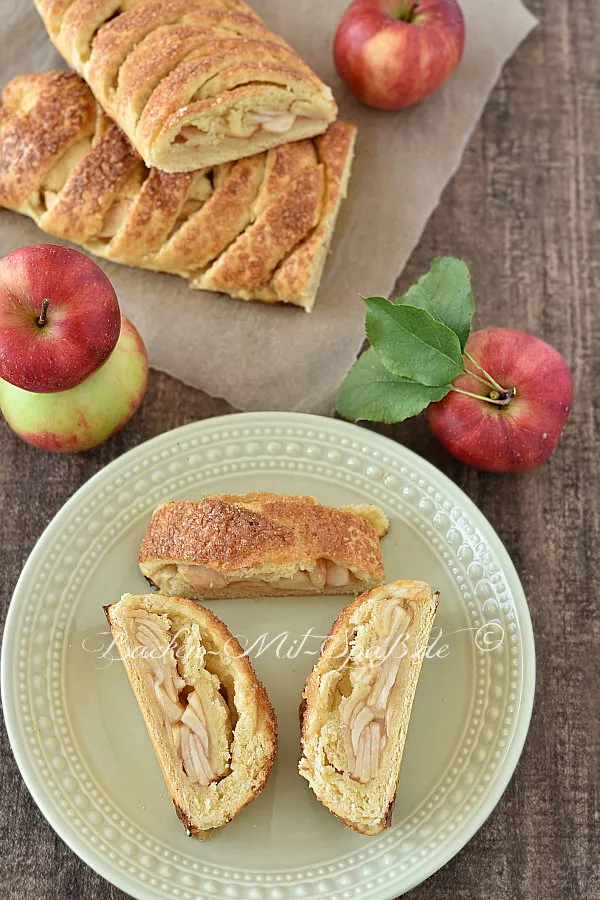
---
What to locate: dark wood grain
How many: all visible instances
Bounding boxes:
[1,0,598,897]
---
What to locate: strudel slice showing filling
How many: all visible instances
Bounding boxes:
[33,0,338,171]
[105,592,277,837]
[299,580,439,835]
[139,493,389,600]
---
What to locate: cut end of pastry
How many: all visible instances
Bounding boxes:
[340,504,390,538]
[105,592,277,837]
[147,87,337,174]
[138,492,387,599]
[299,580,439,835]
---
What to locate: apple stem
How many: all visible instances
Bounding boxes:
[452,386,517,407]
[464,367,500,390]
[37,298,50,327]
[463,351,506,393]
[391,1,420,22]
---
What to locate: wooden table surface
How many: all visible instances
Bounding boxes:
[1,0,598,897]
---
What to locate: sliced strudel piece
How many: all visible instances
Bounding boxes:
[0,71,355,310]
[139,493,389,599]
[105,592,277,837]
[299,580,439,835]
[33,0,338,171]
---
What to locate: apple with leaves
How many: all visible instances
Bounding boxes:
[426,328,573,472]
[336,258,574,473]
[334,0,465,110]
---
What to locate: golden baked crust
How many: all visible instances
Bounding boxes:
[0,70,97,211]
[138,492,389,599]
[199,166,325,297]
[256,123,357,305]
[0,71,355,310]
[105,592,277,837]
[33,0,338,171]
[299,580,439,835]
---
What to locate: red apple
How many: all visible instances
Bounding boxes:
[0,244,121,393]
[334,0,465,110]
[427,328,574,472]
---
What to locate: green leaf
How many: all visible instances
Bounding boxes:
[335,348,452,423]
[398,257,475,350]
[365,297,465,387]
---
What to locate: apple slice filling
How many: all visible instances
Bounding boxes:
[127,609,231,786]
[244,108,296,133]
[157,558,354,593]
[338,602,412,784]
[173,105,320,145]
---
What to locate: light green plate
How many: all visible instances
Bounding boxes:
[2,412,535,899]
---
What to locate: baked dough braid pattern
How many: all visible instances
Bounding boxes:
[0,71,356,309]
[33,0,338,171]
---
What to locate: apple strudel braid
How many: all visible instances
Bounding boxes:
[139,493,389,600]
[105,592,277,837]
[0,71,356,310]
[299,580,439,835]
[33,0,338,171]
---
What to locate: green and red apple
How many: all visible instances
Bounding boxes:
[0,316,148,452]
[0,244,148,452]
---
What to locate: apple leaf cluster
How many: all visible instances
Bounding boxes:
[335,257,475,423]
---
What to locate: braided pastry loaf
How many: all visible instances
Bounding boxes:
[0,71,356,310]
[33,0,337,171]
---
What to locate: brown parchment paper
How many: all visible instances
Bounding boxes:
[0,0,536,413]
